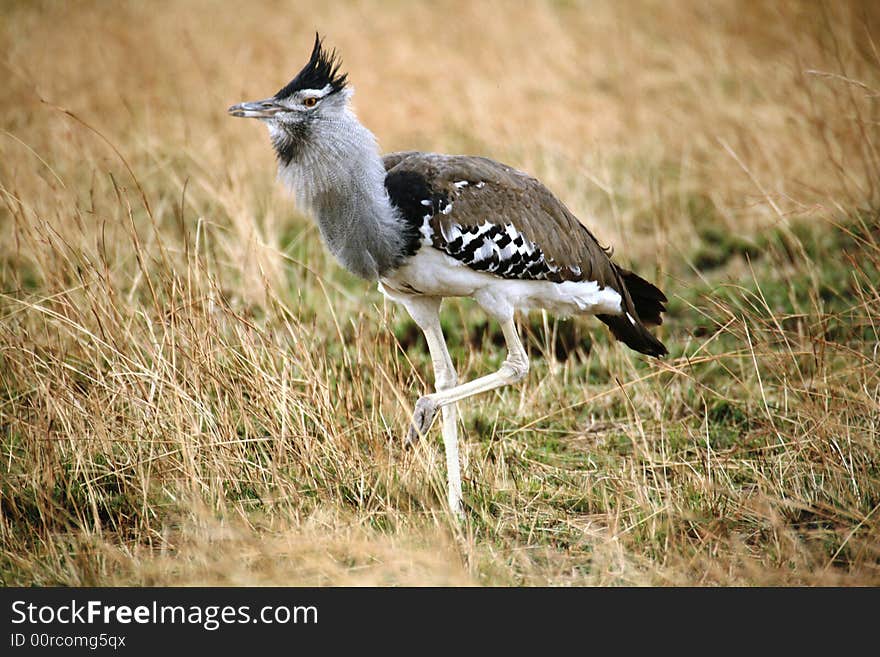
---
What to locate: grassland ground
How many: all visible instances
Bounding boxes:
[1,0,879,585]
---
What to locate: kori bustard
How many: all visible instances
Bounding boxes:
[229,35,668,515]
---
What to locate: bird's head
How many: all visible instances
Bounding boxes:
[228,34,350,160]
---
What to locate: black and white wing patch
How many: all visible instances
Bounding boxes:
[431,216,582,281]
[384,154,584,283]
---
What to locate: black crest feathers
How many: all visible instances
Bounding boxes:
[275,33,348,99]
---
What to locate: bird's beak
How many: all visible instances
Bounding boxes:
[228,98,284,119]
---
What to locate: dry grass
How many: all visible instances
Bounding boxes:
[1,0,879,586]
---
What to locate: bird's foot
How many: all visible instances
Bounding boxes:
[449,495,464,519]
[405,396,440,447]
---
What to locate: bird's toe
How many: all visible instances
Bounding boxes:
[405,396,439,446]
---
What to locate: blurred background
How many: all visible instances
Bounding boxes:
[1,1,879,586]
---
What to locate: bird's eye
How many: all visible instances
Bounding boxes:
[303,97,318,108]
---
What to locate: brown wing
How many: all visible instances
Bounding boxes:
[384,151,618,286]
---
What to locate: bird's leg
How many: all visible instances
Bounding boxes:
[407,317,528,515]
[400,297,462,515]
[414,317,529,411]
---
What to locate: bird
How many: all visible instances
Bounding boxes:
[229,34,668,516]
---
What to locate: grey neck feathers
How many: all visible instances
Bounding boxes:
[271,108,406,280]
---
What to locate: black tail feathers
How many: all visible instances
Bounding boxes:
[620,269,667,327]
[597,268,668,357]
[597,313,668,357]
